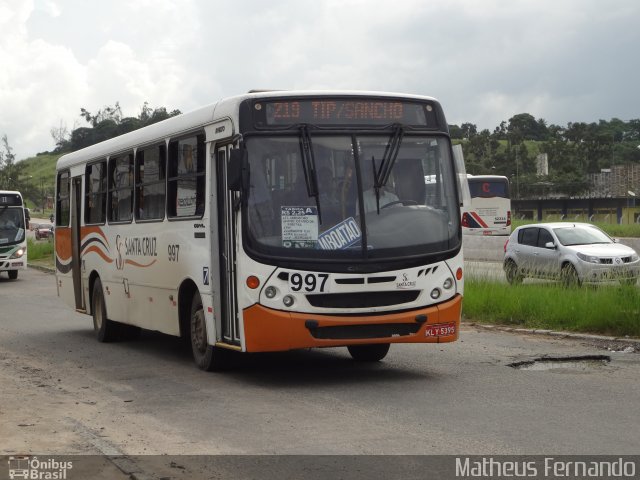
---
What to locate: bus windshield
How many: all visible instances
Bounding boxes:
[244,134,460,262]
[0,206,26,245]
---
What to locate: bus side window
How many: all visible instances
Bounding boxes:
[108,153,134,223]
[135,144,166,221]
[85,160,107,224]
[167,133,205,218]
[56,170,71,227]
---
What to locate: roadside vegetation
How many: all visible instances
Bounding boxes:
[27,238,54,269]
[463,278,640,338]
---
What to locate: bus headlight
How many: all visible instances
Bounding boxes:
[265,286,277,299]
[430,288,442,300]
[443,277,454,290]
[10,248,25,259]
[283,295,295,307]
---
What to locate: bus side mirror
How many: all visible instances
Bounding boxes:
[228,148,246,191]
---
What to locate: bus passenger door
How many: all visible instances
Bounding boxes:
[216,146,240,346]
[71,176,85,311]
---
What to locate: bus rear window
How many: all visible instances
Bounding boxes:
[468,180,509,198]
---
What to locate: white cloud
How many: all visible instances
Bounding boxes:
[1,0,639,159]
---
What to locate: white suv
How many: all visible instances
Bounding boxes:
[503,222,640,286]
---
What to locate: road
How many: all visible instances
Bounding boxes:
[1,269,639,471]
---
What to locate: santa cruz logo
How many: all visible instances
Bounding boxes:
[115,235,158,270]
[396,273,417,289]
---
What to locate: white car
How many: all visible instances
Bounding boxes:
[503,222,640,286]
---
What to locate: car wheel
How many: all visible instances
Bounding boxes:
[190,291,231,371]
[504,260,523,285]
[561,263,581,287]
[8,270,18,280]
[347,343,390,362]
[92,278,119,342]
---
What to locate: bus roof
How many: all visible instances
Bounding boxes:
[467,175,509,181]
[57,90,441,171]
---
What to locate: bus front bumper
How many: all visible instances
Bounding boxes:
[242,294,462,352]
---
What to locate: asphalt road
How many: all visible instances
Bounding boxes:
[1,269,639,465]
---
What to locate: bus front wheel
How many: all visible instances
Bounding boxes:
[347,343,390,362]
[8,270,18,280]
[190,292,229,371]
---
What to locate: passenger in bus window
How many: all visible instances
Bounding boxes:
[317,166,341,227]
[360,165,398,213]
[394,160,426,205]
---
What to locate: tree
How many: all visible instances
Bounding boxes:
[0,135,28,192]
[508,113,549,141]
[461,123,478,139]
[449,124,463,139]
[61,102,182,153]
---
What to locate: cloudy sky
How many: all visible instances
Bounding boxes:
[1,0,639,160]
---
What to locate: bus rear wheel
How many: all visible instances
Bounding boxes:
[190,292,229,371]
[92,278,119,342]
[8,270,18,280]
[347,343,390,362]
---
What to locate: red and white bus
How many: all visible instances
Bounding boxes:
[55,90,464,370]
[461,175,511,235]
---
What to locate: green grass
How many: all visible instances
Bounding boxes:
[511,219,640,238]
[27,238,54,267]
[463,278,640,337]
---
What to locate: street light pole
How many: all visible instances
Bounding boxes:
[41,178,46,214]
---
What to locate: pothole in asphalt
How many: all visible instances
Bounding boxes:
[508,355,611,371]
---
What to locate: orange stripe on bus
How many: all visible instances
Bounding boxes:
[80,226,110,247]
[242,295,461,352]
[54,227,72,261]
[83,245,114,263]
[124,259,158,268]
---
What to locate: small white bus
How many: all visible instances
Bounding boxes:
[0,190,28,279]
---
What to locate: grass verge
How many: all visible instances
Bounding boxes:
[463,278,640,338]
[27,238,55,269]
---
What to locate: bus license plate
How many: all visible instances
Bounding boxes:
[425,323,456,337]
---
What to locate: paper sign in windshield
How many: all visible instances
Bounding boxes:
[317,217,362,250]
[281,206,318,248]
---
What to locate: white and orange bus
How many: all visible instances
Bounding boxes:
[55,91,464,370]
[0,190,28,280]
[461,175,511,235]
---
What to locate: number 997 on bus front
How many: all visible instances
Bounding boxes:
[288,272,329,293]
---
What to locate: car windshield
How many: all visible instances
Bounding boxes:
[0,206,26,245]
[244,134,460,262]
[553,226,612,246]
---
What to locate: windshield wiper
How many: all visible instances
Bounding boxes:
[372,124,404,213]
[298,125,322,224]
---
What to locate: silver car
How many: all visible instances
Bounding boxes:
[503,222,640,286]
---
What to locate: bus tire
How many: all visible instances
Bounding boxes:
[190,292,229,371]
[347,343,390,362]
[92,278,119,342]
[8,270,18,280]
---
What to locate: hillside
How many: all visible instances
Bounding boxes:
[17,153,60,213]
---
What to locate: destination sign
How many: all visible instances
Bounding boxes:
[255,99,434,127]
[0,193,22,206]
